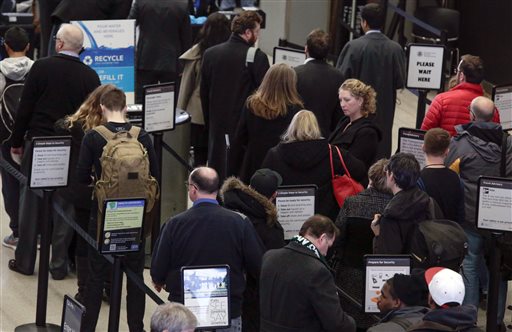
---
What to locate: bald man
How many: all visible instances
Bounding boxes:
[445,96,512,326]
[8,23,100,278]
[151,167,265,330]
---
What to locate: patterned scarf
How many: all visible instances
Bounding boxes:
[290,235,328,265]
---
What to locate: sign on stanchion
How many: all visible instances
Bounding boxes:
[16,136,72,332]
[363,255,411,313]
[60,295,86,332]
[275,185,317,240]
[406,44,445,128]
[476,176,512,332]
[142,82,177,251]
[181,265,231,330]
[397,128,426,168]
[99,198,146,332]
[273,46,306,67]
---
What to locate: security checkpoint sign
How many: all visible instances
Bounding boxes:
[29,136,72,189]
[72,20,136,104]
[406,44,445,90]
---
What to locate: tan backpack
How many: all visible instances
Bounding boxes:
[93,125,159,232]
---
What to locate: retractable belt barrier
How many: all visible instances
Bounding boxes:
[0,151,165,306]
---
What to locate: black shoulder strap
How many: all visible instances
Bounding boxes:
[501,132,508,177]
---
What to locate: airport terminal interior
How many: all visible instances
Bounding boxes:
[0,0,512,331]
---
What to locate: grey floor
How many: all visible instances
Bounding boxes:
[0,88,509,331]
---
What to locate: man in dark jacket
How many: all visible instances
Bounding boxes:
[221,168,285,332]
[151,167,265,331]
[294,29,344,137]
[129,0,192,103]
[368,274,429,332]
[444,96,512,329]
[260,214,356,332]
[371,153,439,254]
[201,10,269,180]
[9,23,100,277]
[409,267,483,332]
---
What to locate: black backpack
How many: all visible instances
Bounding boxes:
[409,219,468,271]
[0,77,24,143]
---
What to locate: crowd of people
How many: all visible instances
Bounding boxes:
[0,1,511,332]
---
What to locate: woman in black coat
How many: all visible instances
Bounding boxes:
[262,110,366,221]
[329,79,382,185]
[231,63,303,183]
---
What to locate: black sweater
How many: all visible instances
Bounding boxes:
[11,54,100,147]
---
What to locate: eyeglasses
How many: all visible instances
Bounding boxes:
[185,181,198,190]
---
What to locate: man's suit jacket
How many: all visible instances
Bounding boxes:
[129,0,192,73]
[51,0,132,22]
[295,59,344,137]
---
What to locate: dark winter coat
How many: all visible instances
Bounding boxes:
[409,305,483,332]
[200,34,270,179]
[231,104,301,182]
[262,138,366,221]
[329,116,381,186]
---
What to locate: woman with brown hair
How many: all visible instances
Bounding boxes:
[231,63,303,182]
[329,79,382,185]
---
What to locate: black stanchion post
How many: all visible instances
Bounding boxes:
[16,190,59,332]
[151,133,163,251]
[108,256,124,332]
[486,233,501,332]
[415,89,428,129]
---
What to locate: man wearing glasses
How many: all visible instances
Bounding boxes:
[151,166,265,331]
[421,54,500,136]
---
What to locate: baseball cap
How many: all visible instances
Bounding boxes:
[249,168,282,198]
[424,267,465,306]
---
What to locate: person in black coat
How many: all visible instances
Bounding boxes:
[295,29,344,137]
[231,63,303,183]
[201,10,270,180]
[262,110,366,222]
[329,78,382,186]
[220,170,285,332]
[129,0,192,103]
[259,215,356,332]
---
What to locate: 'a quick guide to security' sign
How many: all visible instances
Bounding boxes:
[407,44,445,90]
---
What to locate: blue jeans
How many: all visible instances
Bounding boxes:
[462,228,507,323]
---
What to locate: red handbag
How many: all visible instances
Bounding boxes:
[328,144,364,207]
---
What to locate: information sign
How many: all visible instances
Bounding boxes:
[493,84,512,130]
[181,265,230,329]
[143,82,176,133]
[73,20,136,104]
[397,128,426,169]
[29,136,72,189]
[363,255,411,313]
[407,44,445,90]
[275,185,316,240]
[60,295,85,332]
[476,177,512,232]
[273,47,306,68]
[99,198,146,254]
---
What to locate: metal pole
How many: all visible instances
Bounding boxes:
[486,233,501,332]
[151,133,163,251]
[108,256,124,332]
[415,89,428,129]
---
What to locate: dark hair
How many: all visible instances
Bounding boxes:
[361,3,385,30]
[190,167,219,194]
[388,153,420,190]
[424,128,450,157]
[385,278,398,300]
[299,215,339,239]
[4,26,29,52]
[459,54,484,83]
[306,29,330,60]
[197,12,231,55]
[100,87,126,111]
[231,11,262,35]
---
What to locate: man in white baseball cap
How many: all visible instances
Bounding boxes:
[408,267,483,332]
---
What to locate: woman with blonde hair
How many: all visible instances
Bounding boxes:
[232,63,303,182]
[56,84,116,302]
[262,110,365,221]
[329,79,382,185]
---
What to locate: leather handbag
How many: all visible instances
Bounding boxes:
[328,144,364,207]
